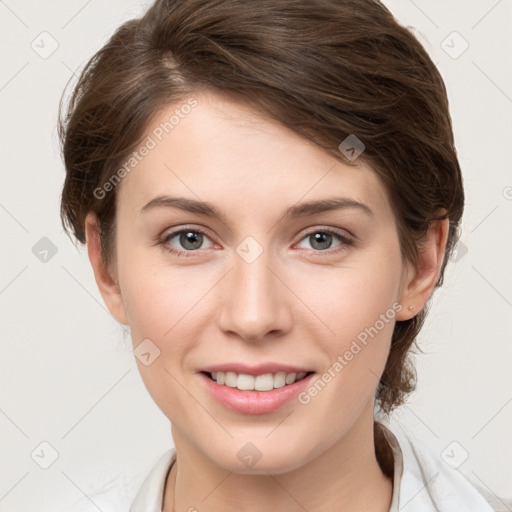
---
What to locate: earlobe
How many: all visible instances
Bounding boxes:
[85,213,129,325]
[396,218,450,321]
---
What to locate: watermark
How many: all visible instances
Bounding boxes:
[298,302,402,405]
[31,31,59,60]
[93,97,198,200]
[31,441,59,469]
[440,31,469,60]
[441,441,469,469]
[236,236,264,263]
[133,338,161,366]
[32,236,58,263]
[450,240,468,263]
[237,442,263,468]
[338,134,365,161]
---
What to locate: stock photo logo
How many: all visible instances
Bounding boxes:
[93,97,198,200]
[298,303,403,405]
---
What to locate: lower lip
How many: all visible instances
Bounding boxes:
[199,372,315,415]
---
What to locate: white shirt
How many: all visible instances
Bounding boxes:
[129,421,506,511]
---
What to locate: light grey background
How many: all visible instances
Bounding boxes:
[1,0,511,510]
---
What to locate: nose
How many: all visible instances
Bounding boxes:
[217,248,293,343]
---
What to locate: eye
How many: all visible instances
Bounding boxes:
[295,229,352,253]
[160,227,215,256]
[158,226,353,258]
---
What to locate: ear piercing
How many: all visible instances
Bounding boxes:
[408,306,415,311]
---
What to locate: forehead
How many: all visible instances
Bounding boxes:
[117,90,392,220]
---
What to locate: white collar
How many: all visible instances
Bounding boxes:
[379,420,494,511]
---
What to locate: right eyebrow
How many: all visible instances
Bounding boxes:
[282,197,373,219]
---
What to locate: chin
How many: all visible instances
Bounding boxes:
[204,439,312,476]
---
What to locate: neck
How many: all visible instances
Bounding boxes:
[163,409,393,512]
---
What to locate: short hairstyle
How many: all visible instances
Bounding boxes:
[58,0,464,415]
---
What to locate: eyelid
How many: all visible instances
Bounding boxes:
[158,224,355,259]
[159,225,353,245]
[292,227,354,256]
[159,225,217,247]
[296,225,355,243]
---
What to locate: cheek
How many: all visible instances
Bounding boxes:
[117,242,202,337]
[294,266,401,429]
[298,252,403,343]
[119,261,211,418]
[291,241,403,402]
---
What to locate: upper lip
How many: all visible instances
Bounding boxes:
[201,363,315,376]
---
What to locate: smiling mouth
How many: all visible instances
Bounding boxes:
[202,370,315,391]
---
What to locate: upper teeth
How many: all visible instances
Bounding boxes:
[211,371,308,391]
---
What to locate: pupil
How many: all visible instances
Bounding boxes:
[311,232,332,250]
[181,231,203,250]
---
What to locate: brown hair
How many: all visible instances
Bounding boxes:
[58,0,464,415]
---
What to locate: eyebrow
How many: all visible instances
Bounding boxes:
[140,195,373,223]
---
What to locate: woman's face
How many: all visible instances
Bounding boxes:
[99,90,415,473]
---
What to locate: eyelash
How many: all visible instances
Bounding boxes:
[157,225,354,258]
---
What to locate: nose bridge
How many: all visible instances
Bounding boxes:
[218,242,291,341]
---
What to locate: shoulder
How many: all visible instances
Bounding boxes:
[377,420,511,512]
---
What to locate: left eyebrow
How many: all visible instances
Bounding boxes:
[140,195,373,222]
[283,197,373,219]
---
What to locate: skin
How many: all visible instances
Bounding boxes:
[86,89,448,512]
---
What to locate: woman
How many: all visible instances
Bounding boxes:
[58,0,505,510]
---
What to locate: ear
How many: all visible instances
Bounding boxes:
[85,213,129,325]
[396,217,450,321]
